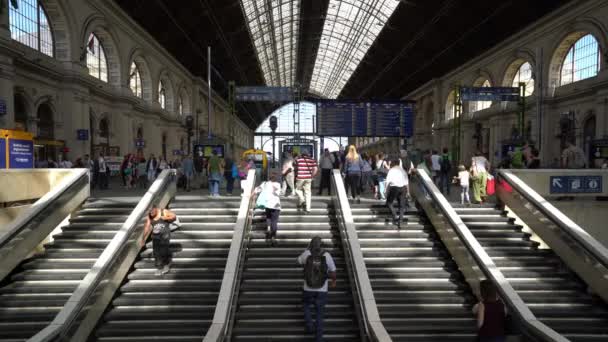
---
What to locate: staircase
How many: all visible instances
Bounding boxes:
[230,198,360,341]
[90,196,239,342]
[453,203,608,342]
[0,199,137,341]
[351,201,478,342]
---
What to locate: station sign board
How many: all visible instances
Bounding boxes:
[1,129,34,169]
[316,100,415,137]
[549,175,603,194]
[461,87,520,102]
[236,86,293,102]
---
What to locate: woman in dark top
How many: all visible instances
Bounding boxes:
[143,207,176,276]
[527,148,540,169]
[474,280,506,342]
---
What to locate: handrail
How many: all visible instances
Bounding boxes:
[0,168,89,248]
[498,169,608,269]
[411,169,568,342]
[29,169,176,342]
[203,169,257,342]
[330,169,392,342]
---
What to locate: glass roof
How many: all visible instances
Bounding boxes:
[309,0,400,98]
[240,0,300,87]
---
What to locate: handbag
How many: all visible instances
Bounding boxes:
[486,175,496,196]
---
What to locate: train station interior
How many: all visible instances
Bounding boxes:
[1,0,608,341]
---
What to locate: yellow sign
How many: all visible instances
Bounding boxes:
[243,149,268,170]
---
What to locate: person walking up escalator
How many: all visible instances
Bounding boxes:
[318,149,335,196]
[142,207,177,276]
[385,158,409,228]
[343,145,364,204]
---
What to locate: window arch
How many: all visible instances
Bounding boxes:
[129,62,142,98]
[445,91,455,121]
[159,81,167,109]
[469,79,492,113]
[560,34,600,86]
[9,0,54,57]
[510,61,535,96]
[86,33,108,82]
[178,95,184,116]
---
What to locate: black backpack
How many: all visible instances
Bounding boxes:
[304,251,328,288]
[440,155,451,173]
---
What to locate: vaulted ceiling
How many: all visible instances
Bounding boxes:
[115,0,571,129]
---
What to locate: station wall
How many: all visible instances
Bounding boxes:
[0,0,254,163]
[363,0,608,168]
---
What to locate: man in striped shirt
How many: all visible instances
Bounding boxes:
[294,153,318,213]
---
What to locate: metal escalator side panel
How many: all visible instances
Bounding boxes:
[497,170,608,304]
[409,169,569,342]
[27,169,177,342]
[330,169,392,342]
[204,169,257,342]
[0,169,90,285]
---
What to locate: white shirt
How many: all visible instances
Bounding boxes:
[386,166,408,187]
[431,154,441,171]
[297,249,336,292]
[98,157,106,173]
[59,160,72,168]
[458,170,470,187]
[319,154,335,169]
[472,156,489,173]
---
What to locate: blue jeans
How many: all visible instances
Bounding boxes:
[209,172,221,195]
[303,290,327,342]
[377,176,386,200]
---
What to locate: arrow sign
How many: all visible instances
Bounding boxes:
[552,178,563,188]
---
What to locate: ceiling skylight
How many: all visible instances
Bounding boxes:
[309,0,400,98]
[239,0,300,87]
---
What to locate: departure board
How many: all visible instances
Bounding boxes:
[316,100,415,137]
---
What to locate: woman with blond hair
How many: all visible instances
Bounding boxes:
[343,145,364,203]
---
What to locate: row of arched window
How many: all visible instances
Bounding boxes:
[9,0,190,116]
[443,32,601,120]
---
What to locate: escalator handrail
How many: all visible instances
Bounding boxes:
[0,168,89,249]
[28,169,176,342]
[412,169,569,342]
[203,169,257,342]
[498,169,608,269]
[331,170,393,342]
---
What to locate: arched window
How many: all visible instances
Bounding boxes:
[178,96,184,116]
[470,79,492,113]
[445,91,455,121]
[560,34,600,86]
[86,33,108,82]
[129,62,142,98]
[9,0,54,57]
[512,62,534,96]
[159,81,166,109]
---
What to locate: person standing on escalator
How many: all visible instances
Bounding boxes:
[297,236,337,342]
[143,207,176,276]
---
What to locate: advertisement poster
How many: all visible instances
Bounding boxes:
[0,137,6,169]
[194,144,224,158]
[8,138,34,168]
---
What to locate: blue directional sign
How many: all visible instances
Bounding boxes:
[461,87,519,102]
[550,175,603,194]
[0,137,6,169]
[8,138,34,169]
[316,100,415,137]
[135,139,145,149]
[77,129,89,141]
[235,86,293,102]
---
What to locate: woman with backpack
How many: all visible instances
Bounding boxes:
[255,172,282,246]
[343,145,364,203]
[142,207,177,276]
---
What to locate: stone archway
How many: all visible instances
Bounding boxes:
[14,93,29,131]
[82,16,122,88]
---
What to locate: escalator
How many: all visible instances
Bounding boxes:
[230,198,360,341]
[351,201,477,341]
[452,203,608,341]
[90,196,239,342]
[0,199,137,341]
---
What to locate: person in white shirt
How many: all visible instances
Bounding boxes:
[318,149,335,195]
[430,150,441,184]
[254,173,282,246]
[385,157,409,228]
[297,236,337,342]
[453,165,471,205]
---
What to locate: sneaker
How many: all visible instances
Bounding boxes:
[154,269,163,276]
[271,237,278,247]
[161,265,170,275]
